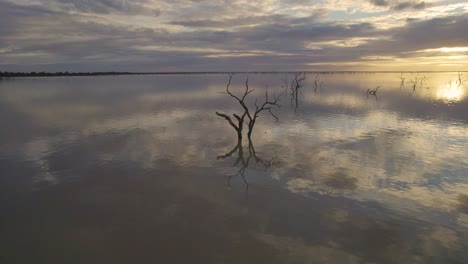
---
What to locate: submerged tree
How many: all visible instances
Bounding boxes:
[456,72,466,87]
[399,74,406,88]
[282,72,306,111]
[216,74,281,192]
[216,74,280,140]
[313,74,323,93]
[283,72,306,97]
[367,86,380,96]
[408,74,426,91]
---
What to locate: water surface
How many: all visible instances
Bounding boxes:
[1,73,467,263]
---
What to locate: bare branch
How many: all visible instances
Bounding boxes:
[216,112,239,131]
[367,86,380,96]
[269,108,279,122]
[218,75,281,140]
[217,143,239,160]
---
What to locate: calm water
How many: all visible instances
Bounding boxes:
[1,73,467,263]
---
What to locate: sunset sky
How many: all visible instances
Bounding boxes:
[1,0,467,72]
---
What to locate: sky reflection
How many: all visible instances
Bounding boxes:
[0,73,467,262]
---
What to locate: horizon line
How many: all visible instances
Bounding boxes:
[1,70,467,76]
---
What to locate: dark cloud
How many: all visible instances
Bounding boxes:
[368,0,428,10]
[369,0,390,7]
[44,0,161,15]
[357,13,468,55]
[393,1,427,10]
[0,2,54,35]
[169,11,328,29]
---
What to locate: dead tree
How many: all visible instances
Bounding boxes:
[216,74,280,140]
[399,74,406,88]
[367,86,380,96]
[215,75,249,139]
[408,74,426,91]
[283,72,306,97]
[313,74,323,93]
[283,72,306,111]
[457,72,466,87]
[216,75,281,192]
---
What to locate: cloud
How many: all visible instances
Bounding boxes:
[359,13,468,55]
[368,0,428,10]
[40,0,161,15]
[168,11,328,29]
[0,0,466,71]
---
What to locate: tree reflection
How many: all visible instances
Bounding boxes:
[217,137,279,193]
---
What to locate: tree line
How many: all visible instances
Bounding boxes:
[0,72,137,78]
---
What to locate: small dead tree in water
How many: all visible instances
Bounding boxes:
[313,74,323,93]
[215,75,248,139]
[457,72,466,87]
[399,74,406,88]
[367,86,380,96]
[283,72,306,111]
[283,72,306,97]
[408,74,426,91]
[216,74,280,140]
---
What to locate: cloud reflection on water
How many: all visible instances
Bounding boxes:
[0,73,467,262]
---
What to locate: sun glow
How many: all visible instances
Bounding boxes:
[436,82,465,103]
[416,47,468,53]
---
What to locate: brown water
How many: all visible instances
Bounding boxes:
[0,73,467,263]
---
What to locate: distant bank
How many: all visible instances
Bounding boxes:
[1,71,467,78]
[0,72,145,78]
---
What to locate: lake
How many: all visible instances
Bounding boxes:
[1,72,467,263]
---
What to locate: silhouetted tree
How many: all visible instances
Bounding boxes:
[408,74,426,91]
[216,74,280,140]
[399,74,406,88]
[457,72,466,87]
[282,72,306,112]
[367,86,380,96]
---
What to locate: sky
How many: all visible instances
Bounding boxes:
[0,0,467,72]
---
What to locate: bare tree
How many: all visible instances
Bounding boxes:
[216,74,281,192]
[367,86,380,95]
[399,74,406,88]
[313,74,323,93]
[408,74,426,91]
[456,72,466,87]
[283,72,306,97]
[216,74,280,140]
[215,75,248,139]
[283,72,306,111]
